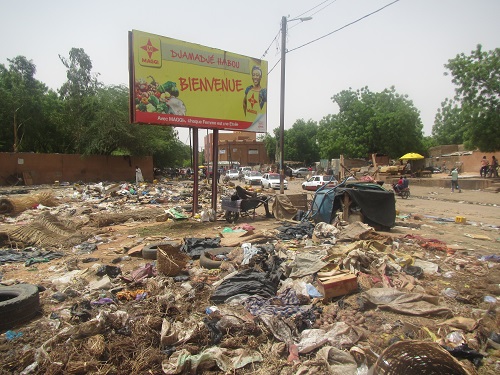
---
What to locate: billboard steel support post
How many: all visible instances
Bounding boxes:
[192,127,199,215]
[211,129,219,212]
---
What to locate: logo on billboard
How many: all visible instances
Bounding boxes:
[139,38,161,67]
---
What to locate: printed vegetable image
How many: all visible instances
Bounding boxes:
[134,76,186,115]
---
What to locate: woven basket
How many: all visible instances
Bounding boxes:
[157,242,188,276]
[372,341,476,375]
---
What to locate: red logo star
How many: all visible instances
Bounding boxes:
[248,93,257,108]
[140,39,159,58]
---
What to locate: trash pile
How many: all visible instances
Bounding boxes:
[0,182,499,374]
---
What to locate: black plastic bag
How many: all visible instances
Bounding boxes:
[181,237,221,259]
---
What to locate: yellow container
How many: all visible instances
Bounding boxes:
[455,216,466,224]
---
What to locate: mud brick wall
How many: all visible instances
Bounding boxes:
[0,152,153,185]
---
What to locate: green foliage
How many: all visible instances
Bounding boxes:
[259,132,277,162]
[432,98,467,145]
[422,135,438,151]
[318,87,425,159]
[283,119,319,164]
[437,45,500,151]
[0,50,191,166]
[0,56,59,153]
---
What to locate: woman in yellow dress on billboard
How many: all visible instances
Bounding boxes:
[243,66,267,116]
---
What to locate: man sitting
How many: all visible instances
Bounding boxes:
[234,186,273,218]
[402,176,409,190]
[393,176,404,193]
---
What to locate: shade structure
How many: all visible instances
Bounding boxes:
[399,153,424,160]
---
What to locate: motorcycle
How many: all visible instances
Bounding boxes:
[392,184,410,199]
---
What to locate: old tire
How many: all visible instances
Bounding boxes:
[199,247,233,269]
[142,242,170,260]
[225,210,239,223]
[0,284,40,331]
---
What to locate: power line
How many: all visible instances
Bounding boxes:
[288,0,401,54]
[293,0,333,19]
[268,0,400,75]
[261,28,282,59]
[309,0,338,17]
[268,58,281,75]
[289,0,338,31]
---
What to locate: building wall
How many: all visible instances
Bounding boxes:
[204,131,268,166]
[427,146,498,174]
[0,152,153,185]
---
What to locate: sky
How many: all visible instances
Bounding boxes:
[1,0,499,149]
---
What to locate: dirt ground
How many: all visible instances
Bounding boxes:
[0,176,499,374]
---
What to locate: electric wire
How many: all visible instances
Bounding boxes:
[287,0,401,53]
[289,0,338,30]
[268,0,399,75]
[268,58,281,75]
[293,0,332,19]
[261,28,282,59]
[309,0,337,17]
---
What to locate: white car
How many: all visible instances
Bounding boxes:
[261,173,288,190]
[302,175,338,191]
[226,169,239,180]
[244,171,263,185]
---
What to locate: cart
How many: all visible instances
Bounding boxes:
[221,196,272,223]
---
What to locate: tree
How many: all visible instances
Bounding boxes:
[259,132,277,162]
[439,45,500,151]
[283,119,319,164]
[318,87,424,159]
[58,48,102,153]
[0,50,195,165]
[432,98,467,145]
[0,56,57,153]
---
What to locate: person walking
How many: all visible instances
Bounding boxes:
[135,166,144,184]
[480,156,489,178]
[451,168,461,193]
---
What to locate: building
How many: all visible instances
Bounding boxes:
[204,131,269,166]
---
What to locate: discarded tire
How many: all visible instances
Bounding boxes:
[199,247,232,269]
[142,242,168,260]
[0,284,40,331]
[224,210,239,224]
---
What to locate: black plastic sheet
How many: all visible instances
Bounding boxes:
[181,237,221,259]
[276,221,315,240]
[211,269,281,304]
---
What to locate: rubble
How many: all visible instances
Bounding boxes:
[0,179,499,374]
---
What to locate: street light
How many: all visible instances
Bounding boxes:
[279,16,312,194]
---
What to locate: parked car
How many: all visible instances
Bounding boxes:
[302,175,338,191]
[292,167,310,178]
[261,173,288,190]
[423,166,442,174]
[244,171,263,185]
[226,169,240,180]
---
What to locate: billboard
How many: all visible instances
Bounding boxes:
[129,30,267,133]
